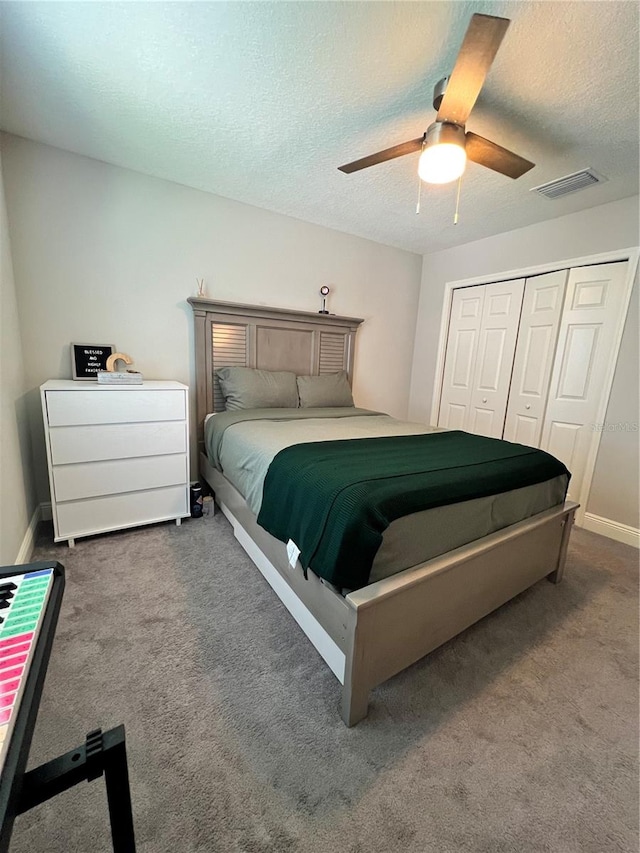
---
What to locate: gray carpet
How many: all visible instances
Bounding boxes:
[9,516,638,853]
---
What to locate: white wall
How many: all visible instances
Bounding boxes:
[1,134,423,502]
[409,195,640,530]
[0,149,37,562]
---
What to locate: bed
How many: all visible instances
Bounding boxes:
[189,297,578,726]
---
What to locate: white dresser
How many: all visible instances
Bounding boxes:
[40,380,190,546]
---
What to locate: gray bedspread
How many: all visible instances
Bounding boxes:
[204,408,567,585]
[205,407,438,515]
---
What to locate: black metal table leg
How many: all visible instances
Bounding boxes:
[17,724,136,853]
[103,728,136,853]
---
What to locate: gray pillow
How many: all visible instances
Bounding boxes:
[297,371,354,408]
[216,366,298,411]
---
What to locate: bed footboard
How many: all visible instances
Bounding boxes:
[339,502,577,726]
[201,450,577,727]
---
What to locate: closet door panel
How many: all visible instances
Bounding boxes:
[503,270,568,446]
[545,422,583,474]
[508,413,539,447]
[440,403,467,431]
[541,262,629,503]
[468,279,525,438]
[437,288,484,430]
[470,407,497,436]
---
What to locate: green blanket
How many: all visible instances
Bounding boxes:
[257,431,570,589]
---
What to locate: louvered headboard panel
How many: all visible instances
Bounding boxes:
[211,323,248,413]
[188,298,364,445]
[319,332,348,374]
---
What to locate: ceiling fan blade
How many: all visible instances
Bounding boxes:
[338,137,424,173]
[436,14,510,126]
[465,132,534,179]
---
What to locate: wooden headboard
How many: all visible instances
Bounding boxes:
[188,297,364,444]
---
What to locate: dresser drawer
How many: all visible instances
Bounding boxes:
[49,421,187,465]
[52,454,188,502]
[55,485,189,540]
[46,389,186,426]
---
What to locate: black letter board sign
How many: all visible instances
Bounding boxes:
[71,343,115,380]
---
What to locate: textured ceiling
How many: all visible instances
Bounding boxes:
[1,1,638,254]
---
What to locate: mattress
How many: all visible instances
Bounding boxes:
[205,408,568,587]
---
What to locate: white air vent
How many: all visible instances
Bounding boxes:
[531,168,607,200]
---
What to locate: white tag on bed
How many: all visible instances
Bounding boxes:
[286,539,301,569]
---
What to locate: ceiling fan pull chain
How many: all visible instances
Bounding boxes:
[416,139,427,213]
[453,173,463,224]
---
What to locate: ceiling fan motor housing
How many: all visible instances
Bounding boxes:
[425,121,466,149]
[432,76,449,111]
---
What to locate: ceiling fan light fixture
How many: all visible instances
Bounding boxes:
[418,122,467,184]
[419,144,467,184]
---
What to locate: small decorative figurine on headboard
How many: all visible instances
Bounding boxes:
[319,285,330,315]
[196,278,206,298]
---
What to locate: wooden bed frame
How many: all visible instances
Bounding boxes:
[188,297,578,726]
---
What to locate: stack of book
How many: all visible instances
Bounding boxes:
[97,371,143,385]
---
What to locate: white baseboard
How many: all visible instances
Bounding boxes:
[581,512,640,548]
[40,502,52,522]
[14,505,41,564]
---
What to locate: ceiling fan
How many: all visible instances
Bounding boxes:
[338,13,534,185]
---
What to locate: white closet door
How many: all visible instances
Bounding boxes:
[540,261,629,503]
[503,270,568,447]
[438,286,485,430]
[468,279,525,438]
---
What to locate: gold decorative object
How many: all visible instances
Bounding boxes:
[106,352,134,372]
[98,351,143,384]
